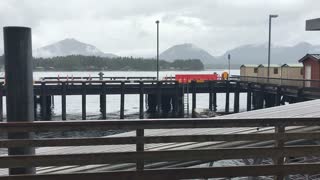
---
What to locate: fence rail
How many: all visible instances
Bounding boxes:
[1,117,320,179]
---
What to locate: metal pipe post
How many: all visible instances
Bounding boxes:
[156,20,160,81]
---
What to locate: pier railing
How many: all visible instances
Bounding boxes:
[232,75,320,88]
[1,117,320,179]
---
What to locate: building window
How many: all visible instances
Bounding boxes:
[254,68,258,73]
[300,67,304,75]
[274,68,278,74]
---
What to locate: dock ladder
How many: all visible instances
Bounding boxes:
[182,82,190,117]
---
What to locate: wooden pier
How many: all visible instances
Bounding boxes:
[0,75,319,121]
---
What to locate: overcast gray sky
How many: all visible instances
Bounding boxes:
[0,0,319,57]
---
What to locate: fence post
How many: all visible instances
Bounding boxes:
[4,26,35,175]
[274,125,285,180]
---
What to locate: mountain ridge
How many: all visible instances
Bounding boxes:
[33,38,117,58]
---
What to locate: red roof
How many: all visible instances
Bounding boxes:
[298,54,320,63]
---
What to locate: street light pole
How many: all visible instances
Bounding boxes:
[228,54,231,76]
[156,20,160,81]
[267,14,278,80]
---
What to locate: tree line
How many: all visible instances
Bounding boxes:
[0,55,204,71]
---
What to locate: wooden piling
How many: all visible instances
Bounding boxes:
[101,82,107,119]
[209,81,213,111]
[191,80,196,118]
[156,81,162,117]
[137,82,145,170]
[246,83,252,111]
[0,83,3,121]
[225,81,230,113]
[62,82,67,120]
[4,26,35,174]
[174,82,183,117]
[41,82,47,120]
[139,82,144,119]
[275,86,281,106]
[234,82,240,113]
[82,82,86,120]
[120,82,125,119]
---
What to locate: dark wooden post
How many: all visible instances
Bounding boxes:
[4,26,35,174]
[275,86,281,106]
[139,82,144,119]
[274,126,285,180]
[120,81,125,119]
[234,81,240,113]
[41,81,47,120]
[101,82,107,119]
[225,81,230,113]
[191,80,196,118]
[156,81,162,117]
[175,81,184,117]
[137,81,145,170]
[209,81,213,111]
[0,83,3,121]
[81,82,86,120]
[247,83,252,111]
[61,81,67,120]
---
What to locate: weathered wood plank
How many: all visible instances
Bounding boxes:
[1,163,320,180]
[0,117,320,132]
[0,133,320,148]
[1,146,320,168]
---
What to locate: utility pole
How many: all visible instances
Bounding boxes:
[267,14,278,80]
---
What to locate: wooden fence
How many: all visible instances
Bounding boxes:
[1,117,320,179]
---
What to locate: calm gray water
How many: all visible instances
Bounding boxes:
[1,69,245,120]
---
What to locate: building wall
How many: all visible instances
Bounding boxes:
[281,67,303,86]
[240,67,258,82]
[302,58,320,79]
[302,58,320,87]
[281,67,303,79]
[257,67,281,84]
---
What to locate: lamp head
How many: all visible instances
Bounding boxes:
[270,14,279,18]
[155,20,160,24]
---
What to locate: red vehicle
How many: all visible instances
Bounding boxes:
[175,73,219,83]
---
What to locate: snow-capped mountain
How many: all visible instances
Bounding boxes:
[33,38,117,58]
[159,43,215,64]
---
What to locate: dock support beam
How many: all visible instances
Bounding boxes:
[61,82,67,120]
[137,81,145,170]
[100,82,107,119]
[225,81,230,113]
[234,81,240,113]
[4,26,35,175]
[247,83,252,111]
[120,82,125,119]
[139,82,144,119]
[191,81,196,118]
[0,83,3,121]
[275,86,281,106]
[209,81,213,111]
[156,81,162,117]
[41,82,48,120]
[82,82,86,120]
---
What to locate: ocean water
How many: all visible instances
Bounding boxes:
[1,69,245,121]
